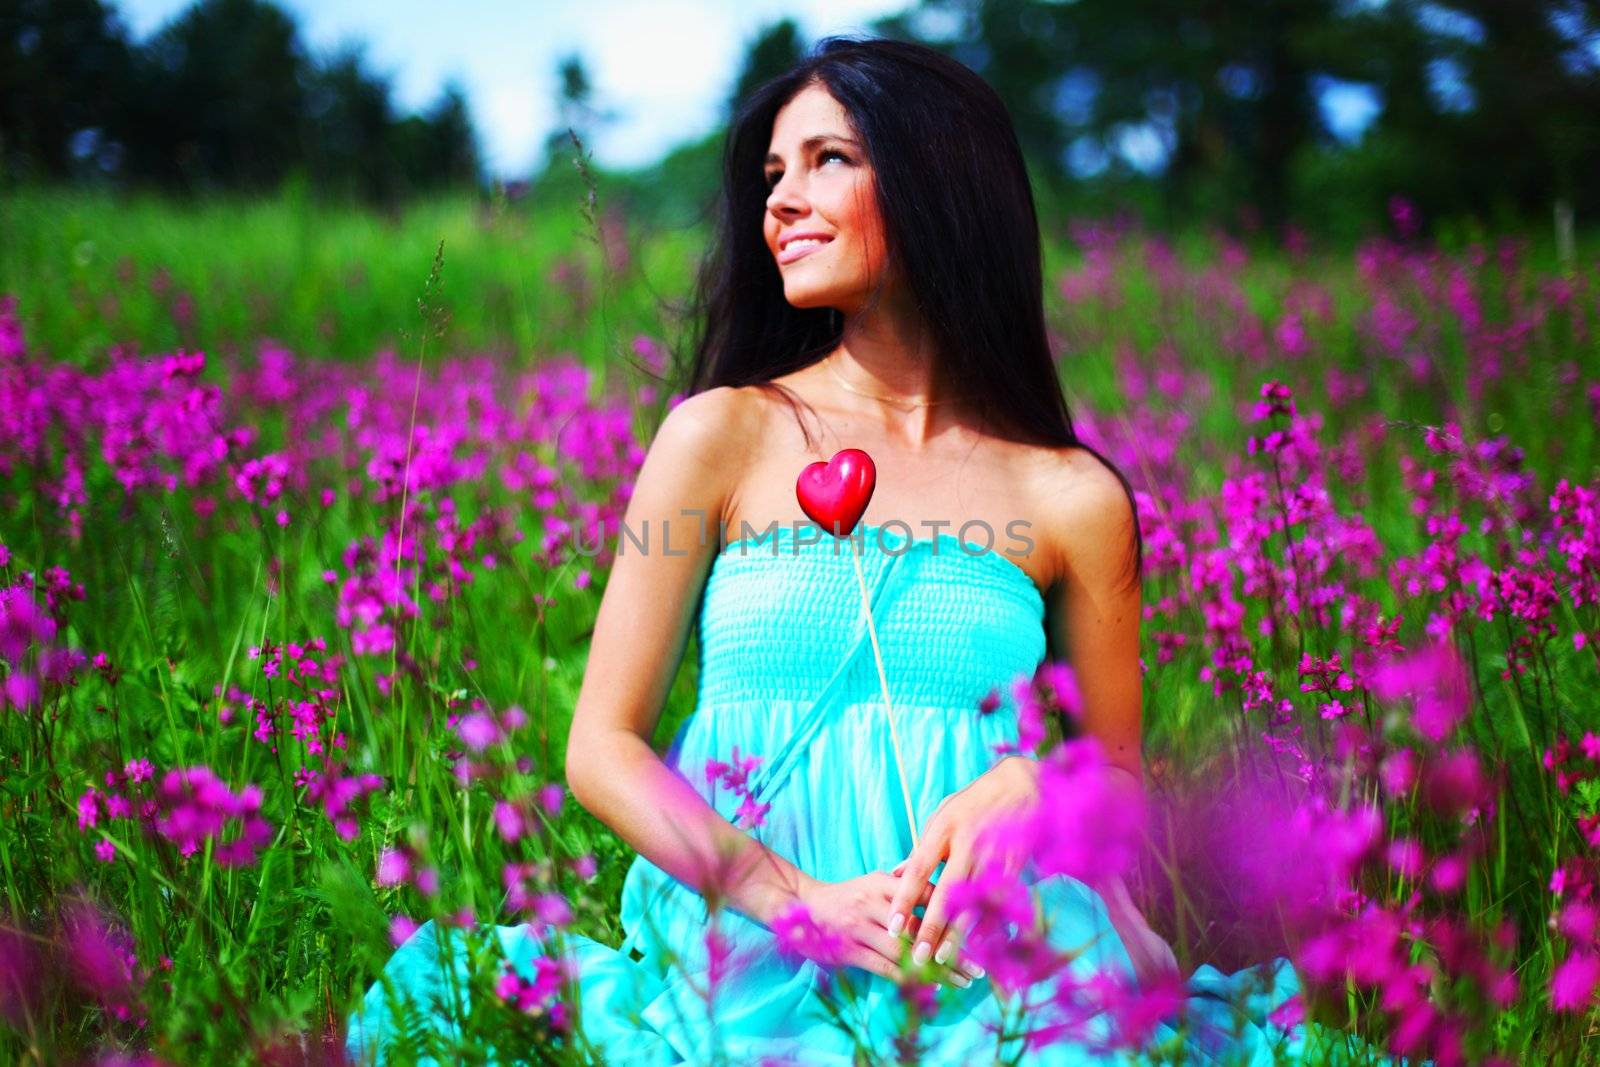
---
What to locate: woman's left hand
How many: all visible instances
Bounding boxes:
[883,754,1040,973]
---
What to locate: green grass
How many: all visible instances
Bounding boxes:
[1,185,1599,1064]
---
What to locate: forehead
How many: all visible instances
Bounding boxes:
[768,84,853,151]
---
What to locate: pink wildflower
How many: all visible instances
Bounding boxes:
[1550,952,1600,1012]
[770,900,849,970]
[1372,641,1470,743]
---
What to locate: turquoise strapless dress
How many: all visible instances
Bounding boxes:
[345,522,1335,1065]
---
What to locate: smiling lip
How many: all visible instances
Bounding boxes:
[778,234,833,265]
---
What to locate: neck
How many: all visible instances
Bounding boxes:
[826,304,967,448]
[834,308,946,402]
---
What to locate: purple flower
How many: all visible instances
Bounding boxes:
[770,900,849,970]
[1373,641,1470,743]
[300,760,383,841]
[0,923,41,1028]
[77,788,101,830]
[705,748,766,828]
[993,737,1145,886]
[1550,952,1600,1012]
[455,711,501,752]
[532,893,573,932]
[940,867,1054,996]
[389,915,419,947]
[153,766,272,867]
[0,588,55,661]
[2,671,39,711]
[493,955,573,1031]
[493,801,524,843]
[61,900,142,1021]
[376,848,410,887]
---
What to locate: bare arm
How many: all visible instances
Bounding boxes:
[1044,452,1177,979]
[563,388,808,929]
[1043,451,1143,784]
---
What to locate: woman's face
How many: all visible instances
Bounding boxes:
[762,83,891,316]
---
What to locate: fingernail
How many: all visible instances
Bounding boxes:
[972,965,986,979]
[887,912,904,937]
[950,972,971,988]
[912,941,931,965]
[934,940,953,965]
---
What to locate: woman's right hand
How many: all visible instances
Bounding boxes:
[790,870,980,987]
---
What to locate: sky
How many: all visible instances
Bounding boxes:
[114,0,1406,181]
[117,0,912,177]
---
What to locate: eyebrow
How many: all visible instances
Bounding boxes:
[764,135,861,166]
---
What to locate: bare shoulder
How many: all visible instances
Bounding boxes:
[1019,442,1139,594]
[630,386,764,535]
[651,385,761,453]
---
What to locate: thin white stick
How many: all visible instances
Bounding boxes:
[846,537,920,848]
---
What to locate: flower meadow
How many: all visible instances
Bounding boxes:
[1,196,1599,1065]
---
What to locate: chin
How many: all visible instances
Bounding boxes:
[783,281,860,312]
[782,288,835,310]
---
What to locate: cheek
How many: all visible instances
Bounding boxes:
[840,186,890,275]
[861,217,891,275]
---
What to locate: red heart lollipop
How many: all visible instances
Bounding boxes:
[796,448,876,537]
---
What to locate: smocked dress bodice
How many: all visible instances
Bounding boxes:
[693,520,1047,710]
[347,520,1321,1067]
[666,521,1048,851]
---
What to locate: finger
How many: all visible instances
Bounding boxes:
[853,918,917,979]
[921,895,979,979]
[912,849,971,969]
[865,899,931,958]
[902,857,985,979]
[908,928,973,988]
[858,923,910,974]
[861,923,974,989]
[886,834,949,939]
[877,870,936,910]
[843,943,899,983]
[942,914,983,979]
[889,841,941,914]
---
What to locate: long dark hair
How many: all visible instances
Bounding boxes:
[673,34,1143,589]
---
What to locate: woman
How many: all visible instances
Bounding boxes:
[347,36,1318,1065]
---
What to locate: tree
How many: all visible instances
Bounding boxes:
[1432,0,1600,217]
[541,51,619,167]
[391,81,482,195]
[118,0,311,190]
[0,0,134,181]
[726,18,806,118]
[303,43,398,201]
[422,82,481,189]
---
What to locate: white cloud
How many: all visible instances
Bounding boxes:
[479,82,549,176]
[117,0,916,176]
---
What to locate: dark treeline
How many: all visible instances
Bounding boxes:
[584,0,1600,240]
[4,0,1598,237]
[0,0,481,204]
[867,0,1600,235]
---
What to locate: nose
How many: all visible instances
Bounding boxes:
[766,171,807,218]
